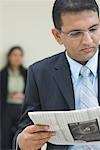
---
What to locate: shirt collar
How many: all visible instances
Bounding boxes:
[65,48,98,82]
[86,49,98,77]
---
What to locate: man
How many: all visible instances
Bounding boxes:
[15,0,100,149]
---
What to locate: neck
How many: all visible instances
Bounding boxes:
[10,66,20,72]
[76,60,87,65]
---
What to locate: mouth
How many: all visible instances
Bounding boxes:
[81,47,94,53]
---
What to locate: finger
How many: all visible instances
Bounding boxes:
[28,131,56,141]
[24,124,49,133]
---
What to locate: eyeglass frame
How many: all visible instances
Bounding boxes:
[59,24,100,39]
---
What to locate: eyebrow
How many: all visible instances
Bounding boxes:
[88,24,99,29]
[67,23,100,33]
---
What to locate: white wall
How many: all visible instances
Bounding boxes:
[0,0,63,69]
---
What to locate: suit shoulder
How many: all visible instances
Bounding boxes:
[0,67,8,75]
[29,51,65,71]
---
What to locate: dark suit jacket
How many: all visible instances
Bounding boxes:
[0,66,27,116]
[15,48,100,150]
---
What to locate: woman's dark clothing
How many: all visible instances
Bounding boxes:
[0,66,27,150]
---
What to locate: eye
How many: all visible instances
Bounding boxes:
[89,28,98,33]
[69,31,82,37]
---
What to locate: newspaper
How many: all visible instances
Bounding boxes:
[28,107,100,145]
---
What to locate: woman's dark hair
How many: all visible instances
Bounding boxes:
[6,46,25,75]
[52,0,99,30]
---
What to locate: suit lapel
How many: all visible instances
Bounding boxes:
[53,52,75,110]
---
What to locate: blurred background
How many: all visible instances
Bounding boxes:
[0,0,100,69]
[0,0,100,150]
[0,0,64,70]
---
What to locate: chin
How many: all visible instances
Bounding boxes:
[82,50,96,61]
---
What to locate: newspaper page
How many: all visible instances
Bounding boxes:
[28,107,100,145]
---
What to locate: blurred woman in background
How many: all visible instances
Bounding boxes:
[0,46,27,150]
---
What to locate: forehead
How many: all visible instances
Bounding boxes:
[10,49,22,55]
[61,10,99,30]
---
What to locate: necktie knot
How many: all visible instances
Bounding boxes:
[80,66,91,78]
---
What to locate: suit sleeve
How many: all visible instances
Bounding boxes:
[13,64,41,149]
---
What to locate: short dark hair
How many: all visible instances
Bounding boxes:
[52,0,99,30]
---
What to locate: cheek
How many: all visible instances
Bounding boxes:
[17,57,22,62]
[15,56,22,61]
[64,40,80,52]
[11,57,21,65]
[64,40,82,59]
[9,57,15,64]
[94,36,100,44]
[90,32,100,45]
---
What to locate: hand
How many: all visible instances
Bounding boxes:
[18,124,56,150]
[13,92,24,100]
[10,92,24,101]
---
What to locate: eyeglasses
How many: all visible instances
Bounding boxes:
[60,25,100,39]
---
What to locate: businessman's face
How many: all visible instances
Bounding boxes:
[52,10,100,64]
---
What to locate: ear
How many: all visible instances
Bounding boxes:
[52,28,63,45]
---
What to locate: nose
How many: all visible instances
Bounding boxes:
[81,31,93,45]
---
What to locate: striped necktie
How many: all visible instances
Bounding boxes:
[80,66,98,109]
